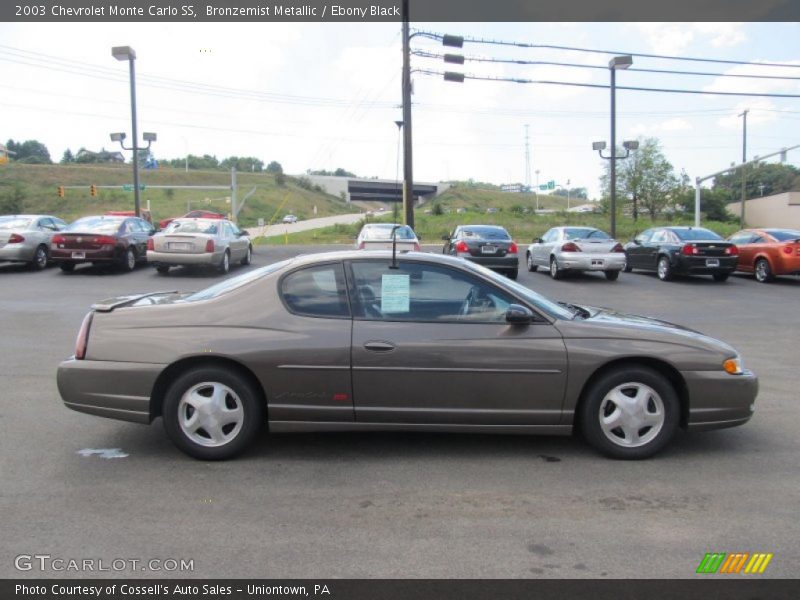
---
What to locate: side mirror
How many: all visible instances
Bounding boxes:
[441,234,449,241]
[632,238,641,245]
[533,237,543,244]
[505,304,533,325]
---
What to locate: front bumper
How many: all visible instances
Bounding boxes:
[556,252,627,272]
[147,250,224,266]
[58,358,164,424]
[683,369,758,430]
[0,244,35,263]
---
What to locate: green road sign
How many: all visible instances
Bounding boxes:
[547,180,555,190]
[122,184,146,191]
[539,185,548,191]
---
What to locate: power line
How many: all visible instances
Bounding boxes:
[412,49,800,81]
[416,69,800,99]
[414,31,800,69]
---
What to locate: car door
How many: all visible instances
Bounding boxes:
[728,231,756,272]
[531,228,553,265]
[348,258,568,425]
[625,229,653,269]
[642,229,668,270]
[229,222,248,260]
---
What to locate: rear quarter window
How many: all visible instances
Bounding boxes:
[280,263,350,319]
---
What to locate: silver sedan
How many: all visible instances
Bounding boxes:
[0,214,67,270]
[146,218,252,275]
[527,226,627,281]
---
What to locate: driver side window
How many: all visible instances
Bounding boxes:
[349,261,514,323]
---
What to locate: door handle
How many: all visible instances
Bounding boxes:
[363,341,396,352]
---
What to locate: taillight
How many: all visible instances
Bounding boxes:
[94,235,116,245]
[561,242,579,252]
[8,233,25,244]
[413,242,420,251]
[455,240,469,253]
[508,242,518,254]
[75,312,93,360]
[682,243,699,256]
[357,241,365,250]
[205,239,215,252]
[612,243,625,253]
[147,238,154,251]
[782,246,793,255]
[52,234,65,245]
[725,245,739,256]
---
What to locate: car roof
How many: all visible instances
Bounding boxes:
[288,249,455,269]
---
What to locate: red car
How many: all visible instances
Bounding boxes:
[728,228,800,283]
[159,210,225,231]
[51,215,155,273]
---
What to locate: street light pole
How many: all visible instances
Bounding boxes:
[608,55,632,239]
[535,169,540,212]
[401,0,414,229]
[112,46,141,217]
[739,109,749,227]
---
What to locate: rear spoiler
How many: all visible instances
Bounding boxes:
[92,291,178,312]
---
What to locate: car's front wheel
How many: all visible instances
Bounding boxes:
[162,366,264,460]
[526,253,538,272]
[579,366,679,459]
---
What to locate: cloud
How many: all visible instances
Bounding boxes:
[703,60,800,95]
[716,100,779,130]
[631,118,693,136]
[630,23,746,55]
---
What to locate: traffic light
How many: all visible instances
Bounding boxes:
[90,184,97,197]
[57,186,65,198]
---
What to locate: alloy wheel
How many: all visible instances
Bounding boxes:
[178,382,244,448]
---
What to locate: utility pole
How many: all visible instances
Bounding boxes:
[230,167,237,224]
[524,124,531,192]
[739,109,748,227]
[401,0,414,229]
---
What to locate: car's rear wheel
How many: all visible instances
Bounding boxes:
[604,270,620,281]
[120,247,136,272]
[754,258,773,283]
[507,269,518,280]
[580,366,679,459]
[59,262,75,273]
[624,263,633,273]
[712,273,729,282]
[156,265,170,275]
[162,366,264,460]
[218,250,230,274]
[526,253,538,272]
[31,245,48,270]
[241,245,252,266]
[657,256,673,281]
[549,256,563,280]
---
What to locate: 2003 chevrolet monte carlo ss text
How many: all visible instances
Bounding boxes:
[57,251,758,461]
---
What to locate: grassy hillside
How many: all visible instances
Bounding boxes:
[429,184,586,212]
[0,163,372,227]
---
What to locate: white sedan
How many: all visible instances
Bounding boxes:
[526,226,626,281]
[355,223,420,252]
[282,214,298,224]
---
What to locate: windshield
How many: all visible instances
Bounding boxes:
[564,228,609,240]
[0,217,33,230]
[461,260,575,320]
[673,228,723,241]
[461,226,510,239]
[182,259,292,302]
[66,217,124,234]
[362,225,416,240]
[767,229,800,242]
[166,219,220,234]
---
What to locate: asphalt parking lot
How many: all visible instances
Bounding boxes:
[1,245,798,579]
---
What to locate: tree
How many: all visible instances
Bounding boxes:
[676,187,735,222]
[0,183,26,213]
[266,161,283,175]
[221,156,264,172]
[60,149,75,164]
[6,139,52,164]
[713,162,799,201]
[600,137,678,220]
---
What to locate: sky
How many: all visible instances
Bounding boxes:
[1,21,799,199]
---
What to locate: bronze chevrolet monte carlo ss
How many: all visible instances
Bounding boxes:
[57,251,757,460]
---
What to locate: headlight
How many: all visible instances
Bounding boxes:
[723,356,743,375]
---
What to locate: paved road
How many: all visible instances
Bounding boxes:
[247,213,366,238]
[1,247,798,579]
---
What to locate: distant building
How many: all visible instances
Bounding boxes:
[0,142,16,165]
[728,192,800,229]
[75,148,125,163]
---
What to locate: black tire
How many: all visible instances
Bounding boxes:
[59,262,75,273]
[754,258,773,283]
[156,265,171,275]
[120,247,136,272]
[549,256,563,280]
[507,269,518,280]
[604,270,620,281]
[241,245,252,266]
[579,366,680,460]
[526,253,538,272]
[31,245,49,270]
[162,365,265,460]
[624,263,633,273]
[712,272,729,282]
[218,250,230,274]
[657,255,673,282]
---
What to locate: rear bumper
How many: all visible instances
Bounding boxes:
[50,247,119,264]
[0,244,35,263]
[57,358,164,424]
[674,255,737,274]
[556,253,627,271]
[683,369,758,430]
[459,254,519,271]
[147,250,224,265]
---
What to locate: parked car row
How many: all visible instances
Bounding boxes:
[0,213,251,276]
